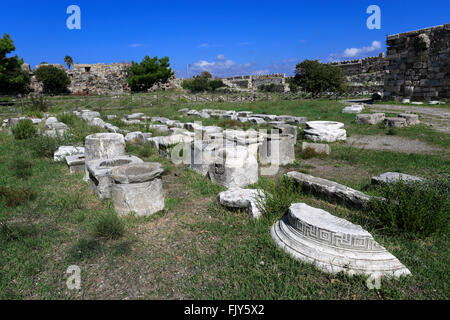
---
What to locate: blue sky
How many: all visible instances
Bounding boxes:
[1,0,449,77]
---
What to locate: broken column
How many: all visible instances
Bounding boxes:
[86,155,143,199]
[84,133,126,180]
[111,162,165,216]
[271,203,411,278]
[259,133,295,166]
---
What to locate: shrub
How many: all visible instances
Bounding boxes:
[35,65,70,94]
[12,119,36,140]
[209,79,224,91]
[182,76,209,93]
[30,135,60,158]
[257,176,301,218]
[0,186,37,207]
[93,211,125,240]
[28,94,49,112]
[369,180,449,237]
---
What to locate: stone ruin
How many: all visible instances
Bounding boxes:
[271,202,411,278]
[111,162,165,216]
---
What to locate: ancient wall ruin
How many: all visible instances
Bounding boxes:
[221,74,288,92]
[328,53,386,95]
[384,23,450,100]
[68,63,130,95]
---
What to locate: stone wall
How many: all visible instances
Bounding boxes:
[221,74,288,91]
[27,62,179,95]
[384,23,450,100]
[328,53,386,96]
[68,63,130,95]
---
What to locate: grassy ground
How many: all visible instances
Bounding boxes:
[0,94,449,299]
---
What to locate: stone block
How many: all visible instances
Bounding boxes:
[355,113,385,125]
[303,121,346,143]
[301,142,330,155]
[111,162,165,216]
[215,187,266,218]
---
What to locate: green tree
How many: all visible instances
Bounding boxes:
[182,76,209,93]
[208,79,224,91]
[64,56,74,69]
[199,71,212,79]
[0,33,30,94]
[35,65,70,94]
[293,60,346,97]
[127,56,174,92]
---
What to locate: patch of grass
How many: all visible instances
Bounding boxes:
[9,157,33,179]
[57,112,77,126]
[93,210,125,240]
[49,191,85,214]
[369,180,449,237]
[66,238,103,262]
[28,135,60,158]
[0,186,37,207]
[181,168,226,196]
[301,147,322,159]
[386,127,397,135]
[256,176,302,219]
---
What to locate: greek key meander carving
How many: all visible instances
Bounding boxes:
[287,214,384,252]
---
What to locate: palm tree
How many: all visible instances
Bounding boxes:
[64,56,74,69]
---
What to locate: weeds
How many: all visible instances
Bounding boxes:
[0,186,37,207]
[93,210,125,240]
[12,119,36,140]
[369,179,449,237]
[256,176,302,219]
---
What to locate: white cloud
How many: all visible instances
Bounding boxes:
[128,43,143,48]
[342,40,382,58]
[197,43,210,48]
[216,54,225,60]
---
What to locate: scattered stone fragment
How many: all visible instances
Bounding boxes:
[355,113,385,125]
[127,113,145,120]
[125,131,145,144]
[248,117,266,125]
[54,146,85,161]
[371,172,424,185]
[215,187,266,218]
[401,98,411,104]
[286,171,377,209]
[342,104,364,114]
[209,146,259,189]
[86,155,143,199]
[383,117,406,127]
[84,133,126,181]
[259,133,295,166]
[303,121,346,142]
[111,162,165,216]
[66,154,85,173]
[271,203,411,277]
[398,113,420,125]
[302,142,330,155]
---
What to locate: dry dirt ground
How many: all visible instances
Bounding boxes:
[347,135,443,154]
